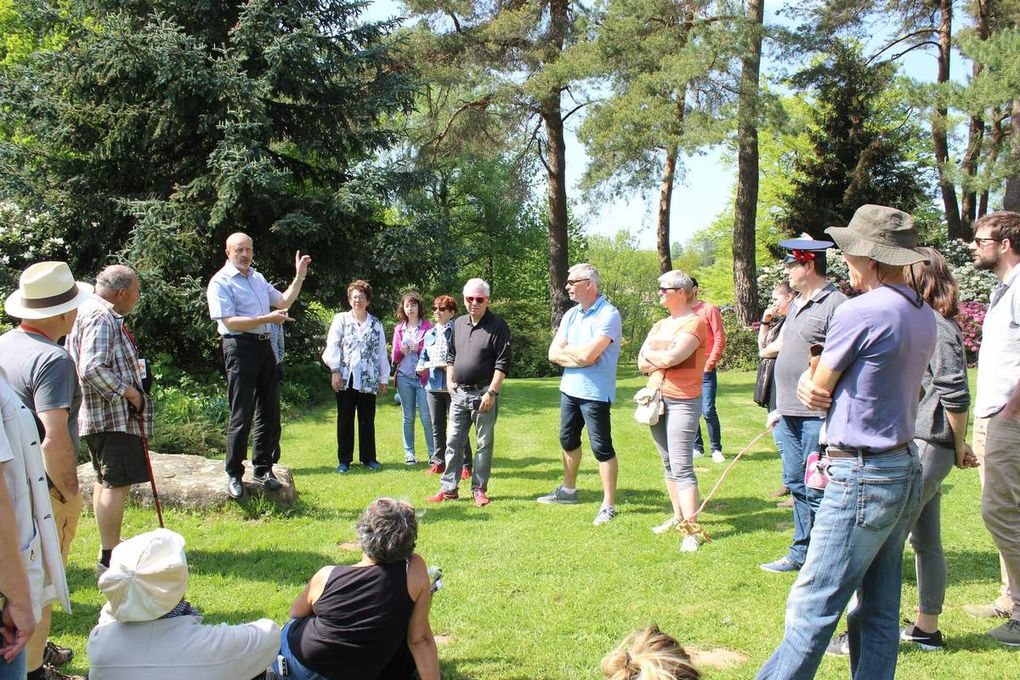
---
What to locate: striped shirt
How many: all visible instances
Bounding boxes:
[66,295,150,438]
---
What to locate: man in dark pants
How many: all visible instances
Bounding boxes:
[207,232,310,499]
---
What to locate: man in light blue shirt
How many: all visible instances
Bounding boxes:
[206,232,310,499]
[538,263,623,526]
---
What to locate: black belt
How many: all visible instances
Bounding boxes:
[223,333,270,341]
[456,383,489,391]
[826,445,909,459]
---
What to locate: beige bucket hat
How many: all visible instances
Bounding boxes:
[98,529,189,622]
[4,261,93,319]
[825,205,928,267]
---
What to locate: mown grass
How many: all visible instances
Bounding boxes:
[55,370,1015,678]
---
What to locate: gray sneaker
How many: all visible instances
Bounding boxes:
[593,505,617,526]
[988,618,1020,647]
[536,486,578,504]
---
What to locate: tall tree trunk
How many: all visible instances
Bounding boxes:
[658,146,678,273]
[981,107,1005,217]
[1005,99,1020,212]
[542,0,570,329]
[934,0,964,238]
[961,0,990,228]
[731,0,764,324]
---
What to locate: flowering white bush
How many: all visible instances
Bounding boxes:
[0,202,66,269]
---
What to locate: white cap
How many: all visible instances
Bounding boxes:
[98,529,189,622]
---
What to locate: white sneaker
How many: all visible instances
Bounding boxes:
[692,449,705,458]
[680,535,700,553]
[712,450,726,463]
[651,516,680,534]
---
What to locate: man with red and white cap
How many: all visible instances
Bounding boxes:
[0,261,92,680]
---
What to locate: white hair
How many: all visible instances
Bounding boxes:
[657,270,694,295]
[568,263,600,289]
[463,278,491,297]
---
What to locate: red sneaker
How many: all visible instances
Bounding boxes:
[473,489,490,507]
[461,468,471,481]
[427,462,445,475]
[426,489,458,503]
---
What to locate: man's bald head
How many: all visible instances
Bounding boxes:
[225,232,254,273]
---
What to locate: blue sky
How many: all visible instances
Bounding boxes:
[363,1,968,249]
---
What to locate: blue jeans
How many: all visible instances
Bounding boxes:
[756,446,921,680]
[273,620,326,680]
[0,650,26,680]
[693,369,722,453]
[396,374,435,459]
[772,416,823,565]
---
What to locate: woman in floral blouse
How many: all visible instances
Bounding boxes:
[322,280,390,472]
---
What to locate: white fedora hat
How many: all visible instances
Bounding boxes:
[4,261,93,320]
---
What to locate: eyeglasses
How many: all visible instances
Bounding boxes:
[973,236,1003,247]
[658,287,680,293]
[465,296,488,304]
[432,306,453,312]
[566,278,590,286]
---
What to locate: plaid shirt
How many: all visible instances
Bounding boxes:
[66,295,151,438]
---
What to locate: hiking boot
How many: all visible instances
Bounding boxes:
[760,556,801,573]
[536,485,578,504]
[592,505,617,526]
[461,467,472,480]
[651,516,680,534]
[770,485,790,498]
[900,622,944,651]
[711,450,726,463]
[426,489,458,503]
[36,665,85,680]
[988,618,1020,647]
[427,462,445,474]
[679,535,701,553]
[826,632,849,656]
[473,489,491,507]
[963,602,1011,619]
[43,640,73,667]
[253,471,281,491]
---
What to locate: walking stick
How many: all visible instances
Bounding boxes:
[136,410,165,529]
[677,427,772,542]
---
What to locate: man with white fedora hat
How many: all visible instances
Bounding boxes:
[757,205,937,680]
[87,528,280,680]
[0,261,92,680]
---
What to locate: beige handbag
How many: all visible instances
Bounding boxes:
[633,371,665,426]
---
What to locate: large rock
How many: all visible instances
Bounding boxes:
[77,453,296,510]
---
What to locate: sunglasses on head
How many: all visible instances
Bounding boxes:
[465,296,487,304]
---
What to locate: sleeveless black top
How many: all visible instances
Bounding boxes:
[288,562,415,679]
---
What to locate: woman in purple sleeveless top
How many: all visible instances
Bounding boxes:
[274,499,440,680]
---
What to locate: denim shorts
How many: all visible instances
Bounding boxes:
[559,392,616,461]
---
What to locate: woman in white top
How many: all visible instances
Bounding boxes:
[322,280,390,473]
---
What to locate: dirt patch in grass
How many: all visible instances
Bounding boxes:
[687,647,748,669]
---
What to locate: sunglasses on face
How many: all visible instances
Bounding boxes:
[465,296,487,304]
[433,306,453,312]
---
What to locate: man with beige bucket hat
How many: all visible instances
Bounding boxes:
[0,261,92,680]
[757,205,937,680]
[87,528,280,680]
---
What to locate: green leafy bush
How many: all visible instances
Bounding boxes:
[717,307,760,372]
[494,297,558,379]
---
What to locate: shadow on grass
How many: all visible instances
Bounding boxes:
[897,549,1009,587]
[188,548,336,586]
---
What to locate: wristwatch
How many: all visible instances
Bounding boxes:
[486,389,499,397]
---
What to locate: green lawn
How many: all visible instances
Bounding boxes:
[55,371,1015,678]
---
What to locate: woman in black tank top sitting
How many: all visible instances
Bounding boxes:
[274,498,440,680]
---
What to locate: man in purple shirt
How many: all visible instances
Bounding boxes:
[756,205,936,680]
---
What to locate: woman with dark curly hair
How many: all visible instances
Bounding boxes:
[275,498,440,680]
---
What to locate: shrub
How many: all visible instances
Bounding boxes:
[958,300,985,365]
[717,307,760,372]
[493,297,558,379]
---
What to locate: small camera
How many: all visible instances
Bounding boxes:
[428,566,444,593]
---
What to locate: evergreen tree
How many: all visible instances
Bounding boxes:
[0,0,414,364]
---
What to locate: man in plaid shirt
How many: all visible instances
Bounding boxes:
[66,265,149,574]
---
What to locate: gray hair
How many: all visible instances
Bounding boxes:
[463,277,491,297]
[568,263,600,289]
[657,270,694,295]
[96,265,138,293]
[355,498,417,563]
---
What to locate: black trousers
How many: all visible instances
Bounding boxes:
[336,386,377,464]
[255,362,284,464]
[223,335,279,478]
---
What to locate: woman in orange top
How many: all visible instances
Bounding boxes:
[638,270,710,552]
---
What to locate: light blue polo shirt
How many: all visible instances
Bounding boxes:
[206,262,284,336]
[558,295,623,402]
